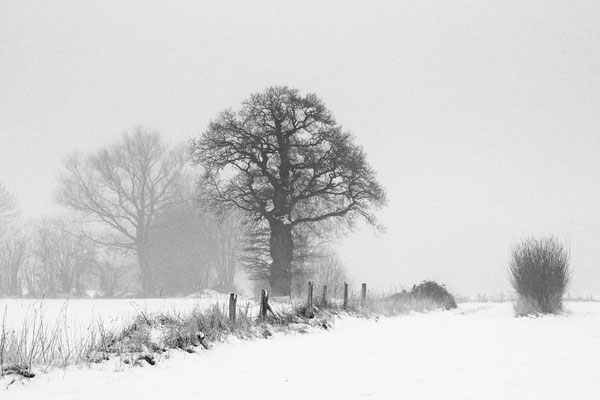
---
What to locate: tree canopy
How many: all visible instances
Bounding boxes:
[191,86,386,295]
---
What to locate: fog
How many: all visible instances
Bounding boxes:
[1,1,599,297]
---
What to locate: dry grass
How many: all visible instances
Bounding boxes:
[0,303,99,378]
[0,293,451,379]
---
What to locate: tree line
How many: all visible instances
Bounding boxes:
[0,86,385,298]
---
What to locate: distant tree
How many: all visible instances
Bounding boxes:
[0,185,24,296]
[0,183,17,222]
[204,208,247,292]
[146,201,247,295]
[57,128,188,296]
[35,219,95,295]
[191,86,386,295]
[90,248,133,297]
[22,260,39,296]
[308,249,350,299]
[147,202,214,295]
[0,227,31,296]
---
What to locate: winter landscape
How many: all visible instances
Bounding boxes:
[1,1,600,399]
[2,299,600,399]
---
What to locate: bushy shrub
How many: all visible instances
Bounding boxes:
[380,291,442,315]
[411,281,457,310]
[509,237,570,315]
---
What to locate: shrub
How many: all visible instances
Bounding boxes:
[309,250,350,300]
[411,281,457,310]
[379,292,442,315]
[509,237,570,315]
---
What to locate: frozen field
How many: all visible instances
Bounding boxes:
[3,301,600,399]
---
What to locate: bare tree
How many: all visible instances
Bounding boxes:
[147,202,214,295]
[35,219,94,295]
[0,227,31,296]
[90,247,133,297]
[57,128,188,296]
[309,249,350,298]
[145,201,246,295]
[191,86,386,295]
[0,185,25,296]
[205,208,246,292]
[22,261,39,296]
[0,183,17,222]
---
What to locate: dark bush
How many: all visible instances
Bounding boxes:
[509,237,570,315]
[411,281,457,310]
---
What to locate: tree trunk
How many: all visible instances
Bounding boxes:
[24,266,36,296]
[137,245,154,297]
[59,271,70,294]
[269,221,293,296]
[8,269,20,296]
[45,265,56,296]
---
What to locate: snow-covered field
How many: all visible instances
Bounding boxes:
[0,295,228,333]
[3,301,600,399]
[0,293,297,335]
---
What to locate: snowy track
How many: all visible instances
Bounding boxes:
[4,302,600,399]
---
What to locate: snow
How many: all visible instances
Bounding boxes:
[0,293,294,335]
[3,301,600,399]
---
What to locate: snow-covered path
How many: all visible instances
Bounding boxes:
[4,302,600,399]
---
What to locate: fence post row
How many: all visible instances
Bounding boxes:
[361,283,367,307]
[248,281,366,322]
[343,282,349,309]
[229,293,237,322]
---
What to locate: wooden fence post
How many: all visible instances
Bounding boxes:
[361,283,367,307]
[305,281,314,318]
[229,293,237,322]
[343,283,349,309]
[260,290,269,320]
[322,285,328,307]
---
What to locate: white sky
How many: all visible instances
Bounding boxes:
[1,1,599,297]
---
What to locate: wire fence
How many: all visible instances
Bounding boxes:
[227,281,369,321]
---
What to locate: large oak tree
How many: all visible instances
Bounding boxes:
[191,86,386,296]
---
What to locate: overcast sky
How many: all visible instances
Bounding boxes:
[1,1,599,297]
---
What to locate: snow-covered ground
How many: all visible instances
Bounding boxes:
[3,301,600,399]
[0,293,297,335]
[0,296,222,333]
